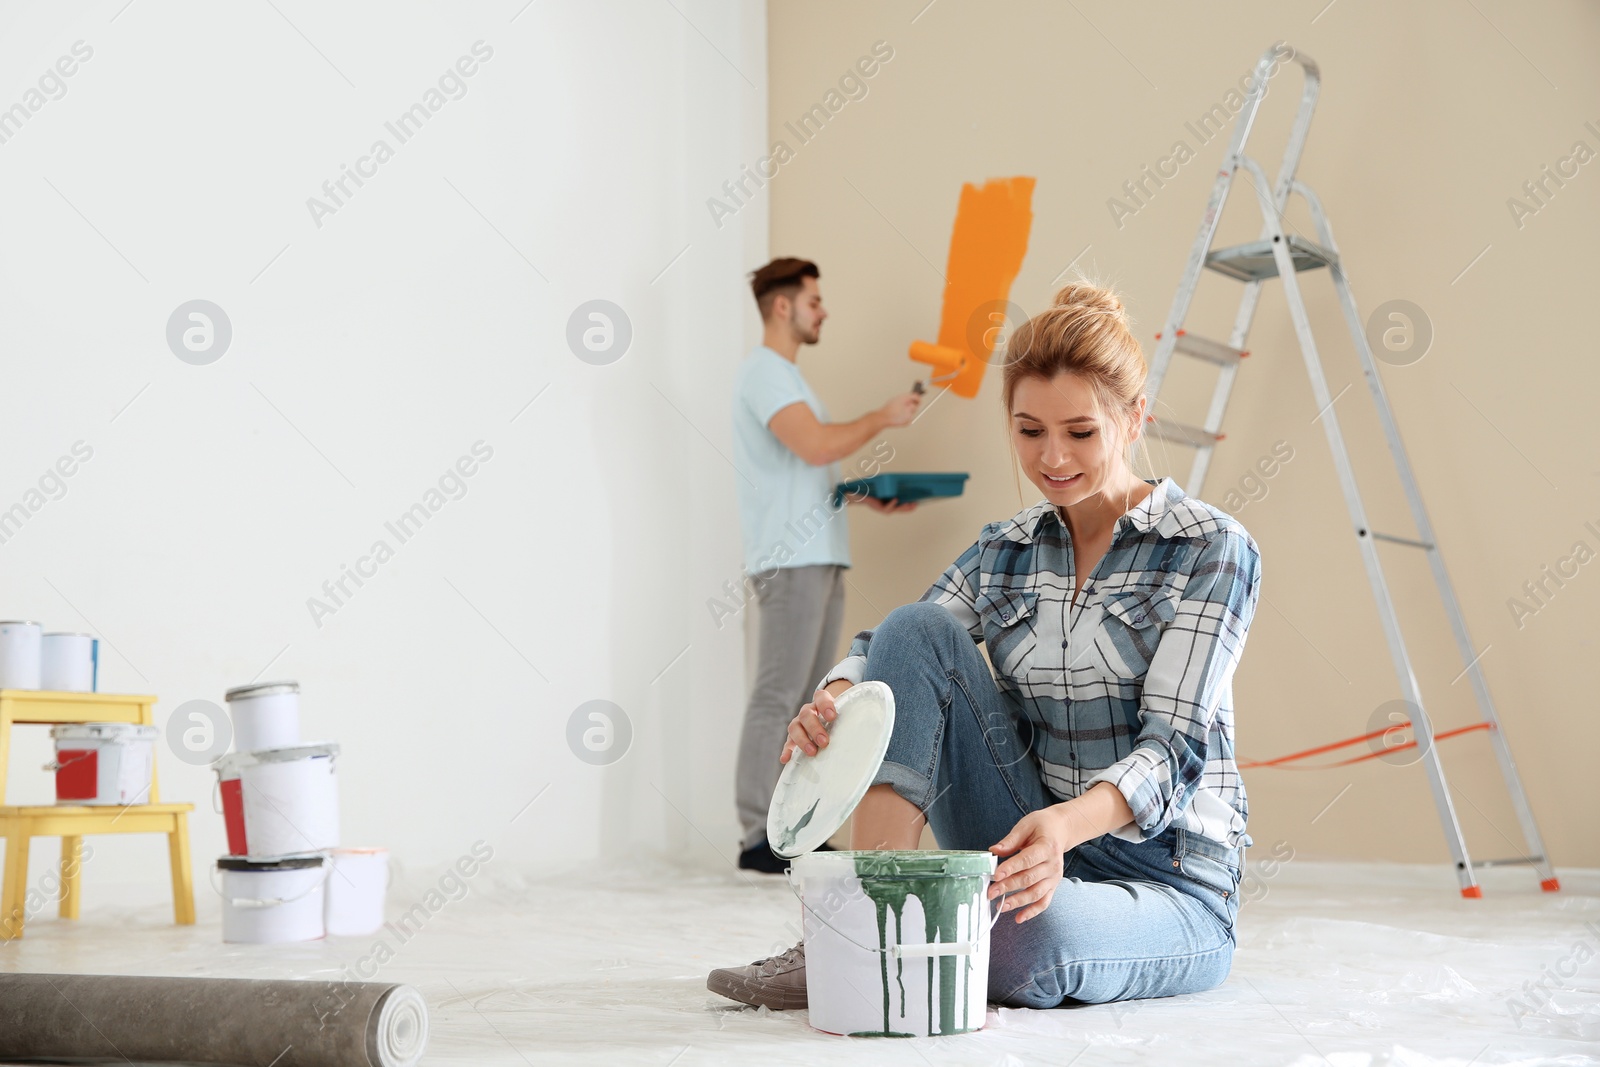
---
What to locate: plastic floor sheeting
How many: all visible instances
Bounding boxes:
[1,859,1595,1066]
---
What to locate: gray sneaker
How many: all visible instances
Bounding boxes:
[706,940,807,1010]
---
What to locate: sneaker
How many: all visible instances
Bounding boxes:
[706,940,807,1010]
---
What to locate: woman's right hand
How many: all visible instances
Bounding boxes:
[780,682,850,763]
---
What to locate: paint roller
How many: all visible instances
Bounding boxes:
[0,972,428,1067]
[908,176,1036,400]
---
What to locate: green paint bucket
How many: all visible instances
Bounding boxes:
[789,849,999,1037]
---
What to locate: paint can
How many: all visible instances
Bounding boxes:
[217,854,327,943]
[325,847,390,936]
[0,621,43,689]
[40,632,98,692]
[789,849,998,1037]
[224,680,301,752]
[47,723,158,806]
[764,681,1001,1037]
[234,742,340,858]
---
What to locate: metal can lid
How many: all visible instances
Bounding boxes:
[217,854,325,872]
[0,620,42,628]
[249,741,339,763]
[42,632,95,639]
[224,680,300,702]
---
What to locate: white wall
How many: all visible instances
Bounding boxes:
[0,0,767,904]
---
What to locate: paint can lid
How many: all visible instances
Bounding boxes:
[249,741,340,763]
[224,680,300,702]
[217,854,325,871]
[0,620,42,628]
[767,679,896,859]
[42,632,94,639]
[50,723,157,742]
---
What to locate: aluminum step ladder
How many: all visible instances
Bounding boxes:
[1143,42,1558,897]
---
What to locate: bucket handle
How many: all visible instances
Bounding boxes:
[43,751,96,774]
[893,941,976,960]
[210,863,329,909]
[783,866,1010,958]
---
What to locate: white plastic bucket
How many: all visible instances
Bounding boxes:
[791,849,999,1037]
[235,742,340,858]
[224,680,301,751]
[218,854,327,943]
[325,847,390,936]
[48,723,157,806]
[0,621,43,689]
[41,632,97,692]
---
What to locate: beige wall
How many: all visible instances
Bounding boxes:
[765,1,1600,867]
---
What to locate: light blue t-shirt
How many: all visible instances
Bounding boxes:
[731,346,851,575]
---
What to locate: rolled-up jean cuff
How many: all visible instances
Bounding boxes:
[871,759,933,812]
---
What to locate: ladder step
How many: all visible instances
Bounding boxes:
[1475,855,1546,869]
[1155,330,1249,367]
[1205,234,1340,281]
[1143,416,1223,449]
[1369,530,1436,550]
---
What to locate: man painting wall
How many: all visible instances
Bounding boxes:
[729,257,923,872]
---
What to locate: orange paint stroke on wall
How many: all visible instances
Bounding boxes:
[909,176,1036,399]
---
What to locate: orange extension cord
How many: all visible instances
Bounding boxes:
[1238,720,1492,770]
[1238,719,1561,895]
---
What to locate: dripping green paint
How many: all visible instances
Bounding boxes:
[847,850,992,1037]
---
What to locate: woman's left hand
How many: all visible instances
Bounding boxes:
[987,807,1072,923]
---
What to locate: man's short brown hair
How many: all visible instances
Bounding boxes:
[749,257,819,321]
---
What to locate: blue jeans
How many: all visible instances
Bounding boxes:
[862,602,1242,1008]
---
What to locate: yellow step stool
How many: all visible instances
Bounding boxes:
[0,689,195,939]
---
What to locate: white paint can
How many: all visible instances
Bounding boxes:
[218,854,327,943]
[224,680,301,751]
[325,847,390,936]
[790,849,998,1037]
[236,741,340,858]
[40,632,98,692]
[48,723,158,806]
[0,621,43,689]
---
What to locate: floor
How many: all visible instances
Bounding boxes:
[1,859,1596,1066]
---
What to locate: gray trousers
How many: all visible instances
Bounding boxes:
[736,563,846,851]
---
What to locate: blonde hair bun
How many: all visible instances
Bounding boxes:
[1050,280,1127,321]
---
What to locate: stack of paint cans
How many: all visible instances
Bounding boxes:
[212,681,387,944]
[0,621,99,691]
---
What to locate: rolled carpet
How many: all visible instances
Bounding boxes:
[0,972,428,1066]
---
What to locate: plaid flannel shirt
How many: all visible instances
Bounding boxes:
[818,475,1261,849]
